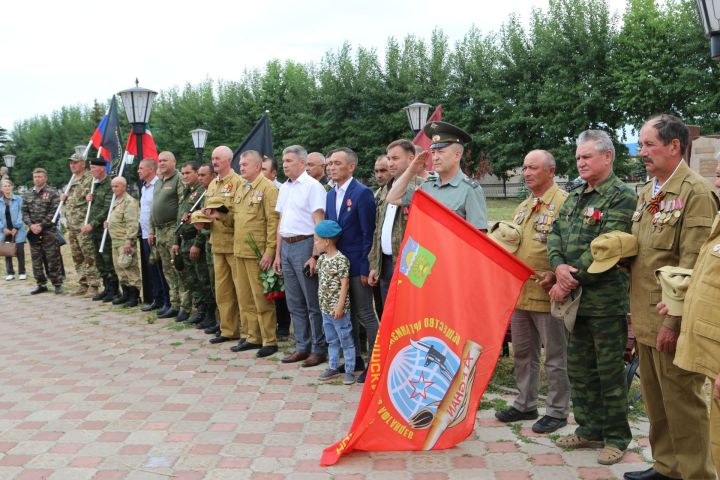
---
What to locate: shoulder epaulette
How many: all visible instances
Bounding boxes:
[462,175,480,188]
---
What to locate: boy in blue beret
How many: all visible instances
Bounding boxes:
[314,220,356,385]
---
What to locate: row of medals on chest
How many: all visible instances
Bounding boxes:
[633,197,684,227]
[514,198,557,242]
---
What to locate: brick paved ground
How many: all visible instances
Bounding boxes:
[0,281,653,479]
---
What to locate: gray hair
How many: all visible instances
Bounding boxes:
[1,179,13,188]
[577,130,615,161]
[282,145,308,161]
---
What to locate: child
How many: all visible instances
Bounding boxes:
[314,220,356,385]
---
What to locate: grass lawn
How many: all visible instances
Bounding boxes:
[487,197,523,223]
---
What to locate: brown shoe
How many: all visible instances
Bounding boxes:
[71,286,89,296]
[302,353,327,368]
[281,351,310,364]
[84,286,99,298]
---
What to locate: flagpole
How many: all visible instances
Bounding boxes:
[99,151,128,253]
[52,177,74,224]
[82,146,104,225]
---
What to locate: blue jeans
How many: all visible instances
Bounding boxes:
[322,312,355,371]
[281,237,326,354]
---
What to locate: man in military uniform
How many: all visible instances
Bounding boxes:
[106,177,140,308]
[22,168,63,294]
[493,150,571,434]
[307,152,331,190]
[172,161,213,326]
[369,139,426,305]
[203,146,243,344]
[373,154,390,191]
[60,153,100,297]
[194,163,219,333]
[625,115,718,480]
[220,150,280,357]
[547,130,637,465]
[149,151,188,320]
[671,161,720,476]
[81,159,118,302]
[386,121,488,231]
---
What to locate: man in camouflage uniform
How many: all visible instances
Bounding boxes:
[81,159,118,302]
[172,161,213,326]
[106,177,140,308]
[369,139,426,305]
[22,167,63,295]
[195,163,218,333]
[61,153,100,297]
[149,151,188,320]
[547,130,637,465]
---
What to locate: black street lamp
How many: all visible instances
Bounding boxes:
[3,154,16,181]
[404,102,432,136]
[118,79,158,161]
[696,0,720,60]
[190,128,210,162]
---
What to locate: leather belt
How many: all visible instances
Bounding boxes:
[282,234,312,244]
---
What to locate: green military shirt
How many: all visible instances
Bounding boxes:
[65,171,93,229]
[418,169,488,229]
[547,173,637,317]
[86,176,113,232]
[22,184,60,231]
[368,176,426,273]
[629,161,719,345]
[150,169,184,231]
[175,182,206,248]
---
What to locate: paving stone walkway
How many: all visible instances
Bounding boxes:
[0,281,653,479]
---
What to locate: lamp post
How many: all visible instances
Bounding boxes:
[118,79,158,161]
[696,0,720,60]
[190,128,209,162]
[404,102,432,136]
[3,154,16,181]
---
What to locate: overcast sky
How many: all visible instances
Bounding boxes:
[1,0,629,133]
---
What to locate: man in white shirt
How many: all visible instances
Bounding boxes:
[273,145,328,367]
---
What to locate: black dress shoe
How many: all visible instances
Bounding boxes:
[531,415,567,433]
[623,468,677,480]
[229,339,246,352]
[209,336,236,344]
[232,341,261,352]
[204,325,220,335]
[30,285,48,295]
[494,407,539,423]
[157,309,179,319]
[175,310,190,322]
[156,305,172,316]
[256,345,278,358]
[141,300,162,312]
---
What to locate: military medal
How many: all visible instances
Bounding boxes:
[346,198,352,212]
[713,244,720,253]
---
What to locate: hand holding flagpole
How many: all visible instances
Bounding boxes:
[53,140,93,224]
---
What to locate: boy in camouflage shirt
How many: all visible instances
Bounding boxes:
[314,220,355,385]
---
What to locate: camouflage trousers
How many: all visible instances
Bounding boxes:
[567,314,631,450]
[179,236,213,307]
[155,225,188,311]
[28,229,63,286]
[205,241,214,297]
[68,228,99,288]
[91,230,118,282]
[112,240,141,288]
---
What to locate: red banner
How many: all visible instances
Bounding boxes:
[321,190,532,466]
[126,130,159,161]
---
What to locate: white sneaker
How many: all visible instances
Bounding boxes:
[5,274,14,281]
[18,274,26,280]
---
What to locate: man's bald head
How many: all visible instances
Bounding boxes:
[306,152,326,181]
[212,146,234,177]
[110,176,127,195]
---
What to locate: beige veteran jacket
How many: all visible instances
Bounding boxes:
[206,170,242,254]
[225,175,279,259]
[511,183,568,312]
[108,194,139,244]
[674,213,720,378]
[629,161,719,346]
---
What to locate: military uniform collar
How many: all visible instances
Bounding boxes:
[535,183,560,205]
[434,169,464,187]
[655,160,689,196]
[33,184,49,193]
[162,169,178,181]
[582,172,617,196]
[247,174,265,189]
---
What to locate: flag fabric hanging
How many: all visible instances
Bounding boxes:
[231,114,274,172]
[125,129,159,161]
[412,105,443,170]
[320,190,532,466]
[90,96,122,164]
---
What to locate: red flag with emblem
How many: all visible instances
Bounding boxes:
[320,190,532,466]
[125,129,159,161]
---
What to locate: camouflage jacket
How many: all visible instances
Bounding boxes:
[547,173,637,317]
[22,184,60,230]
[86,176,114,232]
[65,171,93,229]
[175,182,206,248]
[368,176,426,273]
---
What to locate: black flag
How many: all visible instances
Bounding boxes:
[232,114,274,172]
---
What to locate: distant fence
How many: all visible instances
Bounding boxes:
[481,181,643,198]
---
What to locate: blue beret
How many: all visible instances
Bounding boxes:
[315,220,342,238]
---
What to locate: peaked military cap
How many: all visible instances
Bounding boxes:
[423,121,472,149]
[68,153,85,162]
